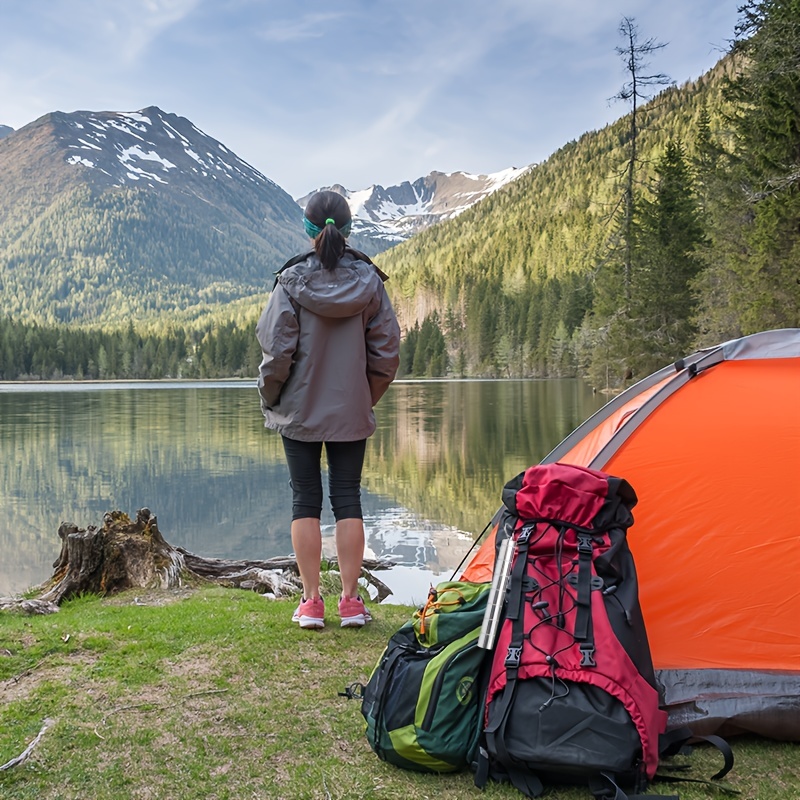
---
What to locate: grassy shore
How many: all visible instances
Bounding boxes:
[0,586,796,799]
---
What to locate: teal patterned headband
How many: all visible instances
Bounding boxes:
[304,216,352,238]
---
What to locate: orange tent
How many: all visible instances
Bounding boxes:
[461,329,800,740]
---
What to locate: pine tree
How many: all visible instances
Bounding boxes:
[411,313,448,377]
[690,95,747,345]
[630,140,706,374]
[724,0,800,330]
[399,322,419,377]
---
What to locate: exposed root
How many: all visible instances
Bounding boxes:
[0,718,54,771]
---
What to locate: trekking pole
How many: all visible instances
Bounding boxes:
[477,530,515,650]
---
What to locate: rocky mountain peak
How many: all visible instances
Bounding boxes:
[28,106,275,191]
[297,167,529,249]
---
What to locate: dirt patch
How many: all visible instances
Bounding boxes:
[163,645,218,680]
[2,632,38,650]
[1,650,99,703]
[104,586,199,607]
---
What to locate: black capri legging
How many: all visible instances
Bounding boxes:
[281,436,367,522]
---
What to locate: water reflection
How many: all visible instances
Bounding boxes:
[0,380,605,603]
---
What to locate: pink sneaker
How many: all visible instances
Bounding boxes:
[292,597,325,629]
[338,595,372,628]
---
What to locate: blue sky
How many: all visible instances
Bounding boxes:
[1,1,741,199]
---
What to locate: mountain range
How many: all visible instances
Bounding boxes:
[299,167,528,248]
[0,108,525,324]
[2,38,793,385]
[0,107,309,324]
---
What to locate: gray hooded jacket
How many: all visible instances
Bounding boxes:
[256,250,400,441]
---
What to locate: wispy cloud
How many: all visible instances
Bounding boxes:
[101,0,202,64]
[259,12,346,43]
[0,0,742,196]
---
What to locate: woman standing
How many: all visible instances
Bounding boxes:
[256,191,400,629]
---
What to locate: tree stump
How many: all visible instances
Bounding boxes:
[15,508,395,612]
[41,509,184,605]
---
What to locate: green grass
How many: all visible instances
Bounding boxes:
[1,587,797,800]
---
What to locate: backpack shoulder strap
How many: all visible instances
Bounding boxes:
[474,747,545,798]
[659,727,734,781]
[271,251,314,290]
[654,727,737,796]
[346,247,389,282]
[273,248,389,289]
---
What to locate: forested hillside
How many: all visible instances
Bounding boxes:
[384,58,734,382]
[0,108,307,325]
[1,186,305,323]
[388,1,800,384]
[1,0,798,386]
[0,302,265,381]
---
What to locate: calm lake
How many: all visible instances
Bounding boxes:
[0,379,605,605]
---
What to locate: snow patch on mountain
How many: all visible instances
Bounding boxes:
[56,107,278,191]
[297,167,529,247]
[20,104,527,253]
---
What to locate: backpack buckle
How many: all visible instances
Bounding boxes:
[577,534,593,554]
[517,522,534,545]
[505,645,522,668]
[566,574,604,591]
[579,643,596,667]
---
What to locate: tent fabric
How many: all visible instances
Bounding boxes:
[461,329,800,740]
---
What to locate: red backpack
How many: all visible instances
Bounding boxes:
[475,463,668,799]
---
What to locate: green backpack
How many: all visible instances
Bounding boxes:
[360,581,491,773]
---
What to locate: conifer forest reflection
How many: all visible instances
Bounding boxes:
[0,380,605,603]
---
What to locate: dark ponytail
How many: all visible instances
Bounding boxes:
[303,190,353,270]
[315,225,347,271]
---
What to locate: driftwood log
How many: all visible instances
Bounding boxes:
[1,508,395,614]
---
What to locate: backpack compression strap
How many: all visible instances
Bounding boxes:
[480,522,546,798]
[573,529,599,666]
[588,773,679,800]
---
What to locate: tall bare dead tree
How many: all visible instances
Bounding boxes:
[613,17,671,300]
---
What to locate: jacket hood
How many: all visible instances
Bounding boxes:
[277,252,384,318]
